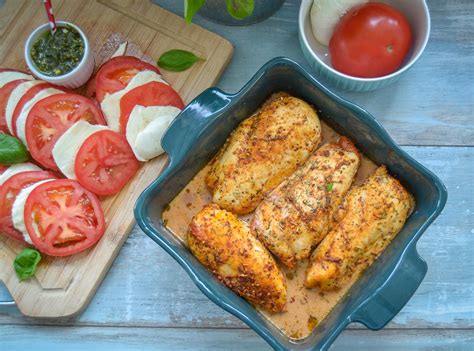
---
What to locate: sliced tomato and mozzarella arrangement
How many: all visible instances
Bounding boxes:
[0,70,35,133]
[1,77,108,171]
[52,120,139,196]
[0,55,185,257]
[11,178,105,256]
[0,69,34,88]
[95,56,184,160]
[0,164,56,243]
[99,69,168,131]
[94,56,162,103]
[4,80,43,134]
[0,162,105,256]
[24,93,106,170]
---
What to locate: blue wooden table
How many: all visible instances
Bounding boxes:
[1,0,473,349]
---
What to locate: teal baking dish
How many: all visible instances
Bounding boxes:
[134,57,447,350]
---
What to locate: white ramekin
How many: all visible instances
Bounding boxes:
[299,0,431,92]
[24,21,94,89]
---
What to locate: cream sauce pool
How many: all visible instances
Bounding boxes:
[163,110,378,340]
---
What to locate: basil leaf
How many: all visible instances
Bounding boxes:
[158,49,203,72]
[0,134,29,165]
[184,0,206,24]
[225,0,254,20]
[14,248,41,281]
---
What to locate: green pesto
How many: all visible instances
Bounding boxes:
[30,25,84,76]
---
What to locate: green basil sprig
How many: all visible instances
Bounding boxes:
[226,0,254,20]
[14,248,41,281]
[158,49,204,72]
[184,0,206,24]
[184,0,254,24]
[0,134,29,165]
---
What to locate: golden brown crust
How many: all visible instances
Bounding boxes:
[252,138,361,268]
[305,166,415,290]
[187,204,287,313]
[206,96,321,214]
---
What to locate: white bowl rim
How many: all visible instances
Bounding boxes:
[24,21,90,81]
[298,0,431,82]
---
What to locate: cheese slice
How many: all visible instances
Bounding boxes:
[0,163,41,185]
[100,70,168,132]
[125,105,180,161]
[111,42,128,58]
[16,88,64,146]
[0,71,34,89]
[5,80,42,134]
[12,179,55,245]
[53,120,109,179]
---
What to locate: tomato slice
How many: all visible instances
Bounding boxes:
[95,56,161,103]
[25,93,106,170]
[0,170,56,242]
[85,74,97,99]
[75,130,139,196]
[11,82,64,136]
[23,179,105,256]
[0,79,28,133]
[118,81,184,133]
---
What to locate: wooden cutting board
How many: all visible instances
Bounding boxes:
[0,0,232,318]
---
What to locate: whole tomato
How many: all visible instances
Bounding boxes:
[329,2,413,78]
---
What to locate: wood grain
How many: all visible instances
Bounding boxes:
[0,0,232,318]
[1,325,473,351]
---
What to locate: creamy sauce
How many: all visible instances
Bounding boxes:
[163,99,378,340]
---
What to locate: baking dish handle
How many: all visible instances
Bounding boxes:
[350,246,427,330]
[0,300,15,307]
[161,88,232,163]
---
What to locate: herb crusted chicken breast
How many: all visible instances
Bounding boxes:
[252,137,361,268]
[305,166,415,290]
[187,204,287,313]
[206,96,321,215]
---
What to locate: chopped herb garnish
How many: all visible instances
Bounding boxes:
[30,25,84,76]
[327,183,334,192]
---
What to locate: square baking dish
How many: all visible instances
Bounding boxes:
[135,57,447,350]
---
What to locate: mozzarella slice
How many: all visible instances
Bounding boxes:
[0,71,34,89]
[0,163,41,185]
[5,80,42,134]
[16,88,64,145]
[11,179,55,245]
[125,105,180,161]
[111,42,128,58]
[100,70,168,131]
[52,120,109,179]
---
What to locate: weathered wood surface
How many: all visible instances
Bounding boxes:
[1,0,473,349]
[2,326,474,351]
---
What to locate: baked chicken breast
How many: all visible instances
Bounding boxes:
[252,137,361,268]
[305,166,415,290]
[206,96,321,214]
[187,204,287,312]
